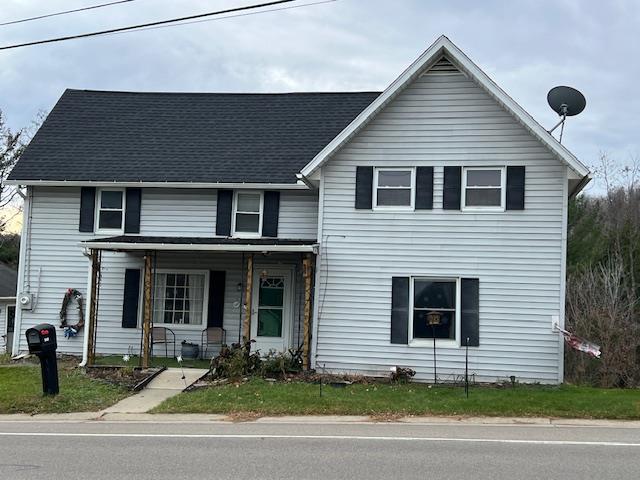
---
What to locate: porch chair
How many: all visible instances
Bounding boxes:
[200,327,226,359]
[151,326,176,359]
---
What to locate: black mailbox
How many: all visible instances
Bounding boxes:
[26,323,57,354]
[24,323,59,395]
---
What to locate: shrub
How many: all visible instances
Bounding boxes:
[390,367,416,383]
[260,350,302,378]
[210,340,262,379]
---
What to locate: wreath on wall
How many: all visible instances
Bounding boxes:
[59,288,85,338]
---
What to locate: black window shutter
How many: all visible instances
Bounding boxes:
[124,188,142,234]
[415,166,434,209]
[460,278,480,346]
[207,271,226,328]
[121,269,141,328]
[506,166,526,210]
[216,189,233,236]
[443,166,462,210]
[262,191,280,237]
[355,166,373,209]
[79,187,96,232]
[391,276,410,344]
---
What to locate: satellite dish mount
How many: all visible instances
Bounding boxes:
[546,86,586,143]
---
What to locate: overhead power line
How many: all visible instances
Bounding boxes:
[105,0,336,36]
[0,0,138,27]
[0,0,299,51]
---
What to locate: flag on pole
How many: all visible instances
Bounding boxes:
[555,325,601,358]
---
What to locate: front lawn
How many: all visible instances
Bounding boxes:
[153,378,640,419]
[0,364,130,414]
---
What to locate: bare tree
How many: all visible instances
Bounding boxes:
[0,108,44,231]
[566,152,640,387]
[566,258,640,387]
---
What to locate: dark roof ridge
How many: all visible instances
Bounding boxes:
[65,88,382,96]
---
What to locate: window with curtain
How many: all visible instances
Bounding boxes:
[153,272,206,325]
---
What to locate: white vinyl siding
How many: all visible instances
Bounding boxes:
[138,188,318,240]
[314,64,566,384]
[14,186,316,356]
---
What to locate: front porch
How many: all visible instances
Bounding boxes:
[80,236,317,369]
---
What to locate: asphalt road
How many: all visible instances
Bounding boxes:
[1,420,639,479]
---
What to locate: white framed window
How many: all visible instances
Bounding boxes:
[153,271,209,327]
[462,167,505,211]
[232,191,263,237]
[409,277,460,344]
[96,188,125,233]
[374,168,415,209]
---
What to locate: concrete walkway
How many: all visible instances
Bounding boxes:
[100,368,209,415]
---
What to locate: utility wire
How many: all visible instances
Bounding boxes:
[103,0,336,36]
[0,0,296,51]
[0,0,138,27]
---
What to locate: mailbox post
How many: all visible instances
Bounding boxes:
[25,323,59,395]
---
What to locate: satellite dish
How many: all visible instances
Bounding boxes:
[546,86,586,143]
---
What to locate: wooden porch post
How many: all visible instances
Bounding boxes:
[86,249,100,366]
[242,254,254,342]
[141,252,153,368]
[302,253,314,370]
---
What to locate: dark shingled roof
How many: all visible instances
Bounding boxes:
[0,262,17,298]
[9,89,380,184]
[86,236,316,246]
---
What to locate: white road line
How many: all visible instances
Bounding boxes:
[0,432,639,446]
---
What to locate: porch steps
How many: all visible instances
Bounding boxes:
[100,368,209,415]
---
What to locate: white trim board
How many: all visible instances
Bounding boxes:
[5,180,309,190]
[299,35,590,183]
[78,241,318,253]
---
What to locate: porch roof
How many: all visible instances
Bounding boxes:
[80,235,318,253]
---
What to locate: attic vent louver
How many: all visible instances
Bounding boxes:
[422,56,462,76]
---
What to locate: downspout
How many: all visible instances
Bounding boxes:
[11,186,32,356]
[309,172,324,369]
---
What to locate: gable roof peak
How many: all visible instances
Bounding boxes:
[300,35,590,179]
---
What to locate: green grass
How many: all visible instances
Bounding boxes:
[153,378,640,419]
[93,355,211,369]
[0,364,130,414]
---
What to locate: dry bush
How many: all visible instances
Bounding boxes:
[565,258,640,387]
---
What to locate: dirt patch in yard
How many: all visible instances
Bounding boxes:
[86,366,163,390]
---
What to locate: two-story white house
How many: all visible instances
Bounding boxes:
[7,36,590,383]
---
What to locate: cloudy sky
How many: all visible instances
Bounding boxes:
[1,0,639,193]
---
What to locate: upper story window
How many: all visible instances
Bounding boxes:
[233,191,263,236]
[374,168,415,208]
[96,189,125,232]
[462,167,505,210]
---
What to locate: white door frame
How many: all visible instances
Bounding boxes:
[250,264,295,354]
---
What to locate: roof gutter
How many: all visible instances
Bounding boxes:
[296,173,317,190]
[569,174,592,199]
[78,241,319,254]
[5,180,310,190]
